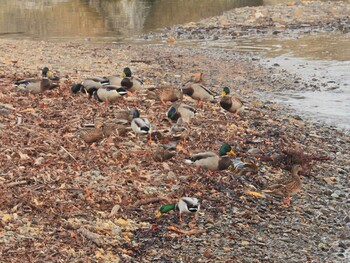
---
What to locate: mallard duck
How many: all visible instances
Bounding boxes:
[182,83,217,107]
[78,124,104,144]
[114,108,140,124]
[131,117,152,143]
[71,77,110,95]
[90,86,127,105]
[157,197,200,221]
[166,102,196,123]
[220,87,244,116]
[262,164,302,205]
[156,85,183,105]
[152,144,177,162]
[15,67,59,94]
[185,143,235,171]
[120,76,144,93]
[183,73,204,84]
[171,117,189,145]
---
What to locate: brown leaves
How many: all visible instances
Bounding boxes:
[167,226,205,235]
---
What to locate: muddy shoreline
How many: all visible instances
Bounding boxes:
[142,1,350,41]
[1,2,350,262]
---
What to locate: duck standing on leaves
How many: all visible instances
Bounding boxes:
[157,197,200,222]
[262,164,303,206]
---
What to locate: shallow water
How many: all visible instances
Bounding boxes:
[248,33,350,131]
[0,0,263,41]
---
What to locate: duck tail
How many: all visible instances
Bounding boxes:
[184,159,193,164]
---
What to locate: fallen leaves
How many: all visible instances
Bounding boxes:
[167,226,205,235]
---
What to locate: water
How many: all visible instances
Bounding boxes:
[0,0,263,41]
[195,33,350,130]
[0,0,348,131]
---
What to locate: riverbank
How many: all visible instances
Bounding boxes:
[143,1,350,41]
[1,2,350,262]
[1,38,349,262]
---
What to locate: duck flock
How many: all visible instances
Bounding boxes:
[13,66,303,222]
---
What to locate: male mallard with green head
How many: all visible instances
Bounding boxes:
[182,83,217,107]
[166,102,196,123]
[262,164,303,206]
[220,87,244,116]
[15,67,59,94]
[185,143,235,171]
[157,197,200,221]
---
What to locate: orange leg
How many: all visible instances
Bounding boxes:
[147,133,153,145]
[182,135,187,146]
[160,100,167,106]
[179,212,183,222]
[197,100,203,108]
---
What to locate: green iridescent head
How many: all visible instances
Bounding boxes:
[121,67,132,78]
[221,87,230,97]
[156,203,176,217]
[219,143,235,156]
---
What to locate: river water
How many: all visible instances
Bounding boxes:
[0,0,348,131]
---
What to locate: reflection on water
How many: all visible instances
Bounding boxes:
[0,0,264,41]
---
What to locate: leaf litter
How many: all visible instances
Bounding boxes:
[0,36,349,262]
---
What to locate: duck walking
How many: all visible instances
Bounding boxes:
[157,197,200,221]
[262,164,303,206]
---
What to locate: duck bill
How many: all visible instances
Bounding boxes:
[156,212,162,217]
[120,72,126,78]
[228,150,236,156]
[47,70,54,78]
[221,91,226,97]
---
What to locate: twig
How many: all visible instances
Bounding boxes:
[78,227,104,247]
[167,226,205,235]
[6,180,28,187]
[130,197,166,209]
[130,60,152,64]
[60,146,78,162]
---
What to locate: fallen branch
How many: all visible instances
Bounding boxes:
[167,226,205,235]
[6,180,28,187]
[60,146,78,162]
[130,197,166,209]
[130,59,152,64]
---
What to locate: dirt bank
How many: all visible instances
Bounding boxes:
[143,1,350,41]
